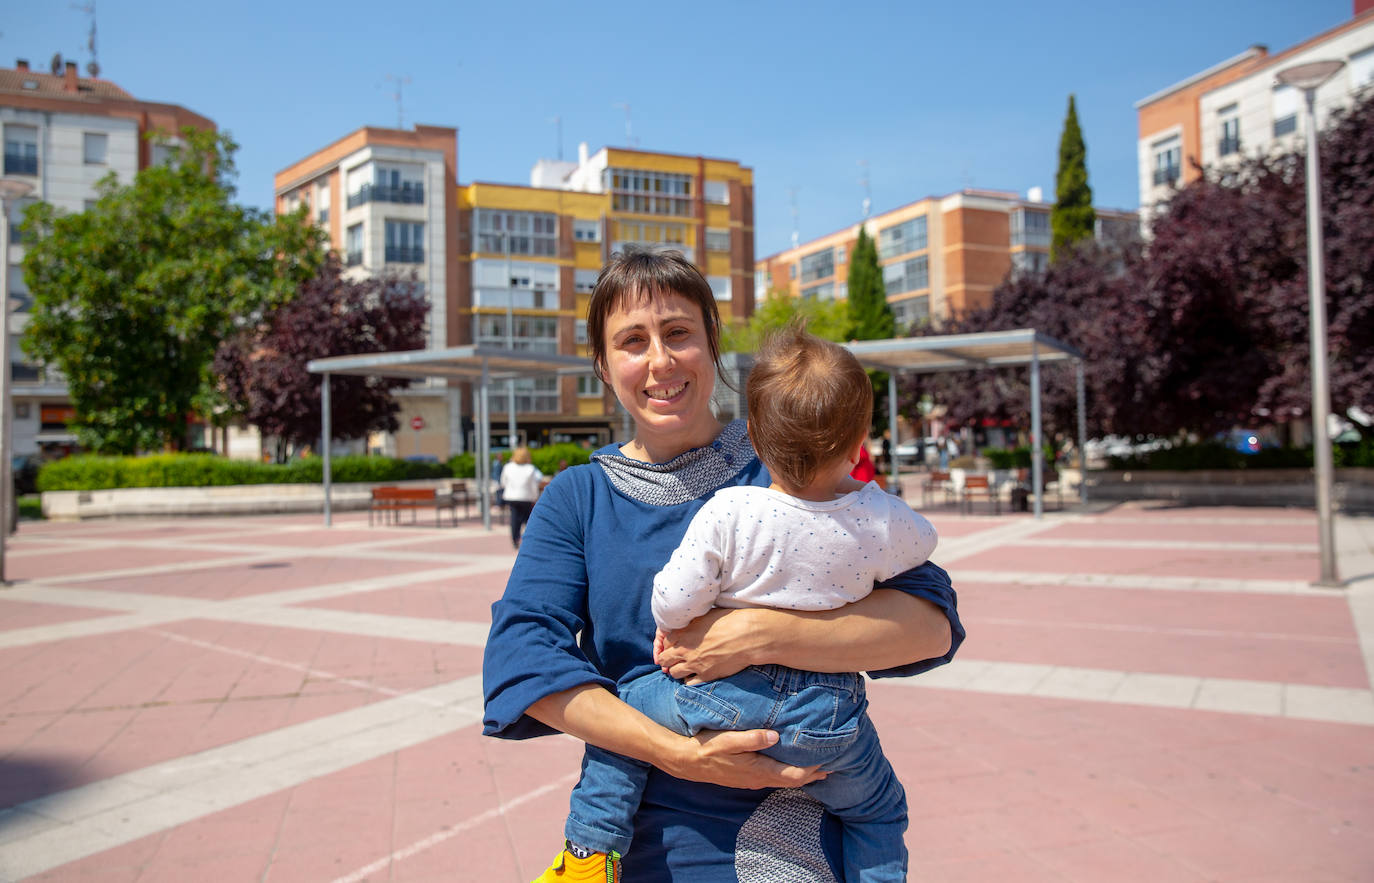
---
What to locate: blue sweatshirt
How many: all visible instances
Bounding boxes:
[483,421,963,880]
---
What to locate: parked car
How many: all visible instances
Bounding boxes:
[12,454,40,496]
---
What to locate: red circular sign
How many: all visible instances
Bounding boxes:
[410,416,425,431]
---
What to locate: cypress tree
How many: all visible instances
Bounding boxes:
[1051,94,1096,263]
[846,227,894,340]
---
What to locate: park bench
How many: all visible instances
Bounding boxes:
[368,486,458,527]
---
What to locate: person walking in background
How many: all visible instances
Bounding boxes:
[499,446,543,549]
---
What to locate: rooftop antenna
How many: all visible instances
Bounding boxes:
[72,1,99,77]
[613,102,637,148]
[788,187,800,250]
[858,159,872,219]
[384,74,412,129]
[550,114,563,161]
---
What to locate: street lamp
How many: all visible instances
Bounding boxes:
[0,177,35,584]
[504,231,516,453]
[1275,59,1344,587]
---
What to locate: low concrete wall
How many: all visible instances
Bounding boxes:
[42,478,477,521]
[1071,468,1374,511]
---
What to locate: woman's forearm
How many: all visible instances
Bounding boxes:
[750,589,951,673]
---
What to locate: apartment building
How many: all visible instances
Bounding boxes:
[278,132,754,456]
[1136,5,1374,221]
[1,58,214,457]
[755,189,1137,329]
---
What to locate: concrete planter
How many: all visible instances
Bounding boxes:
[1074,467,1374,511]
[41,478,476,521]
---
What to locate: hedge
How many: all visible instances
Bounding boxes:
[447,443,593,480]
[36,454,451,492]
[1106,440,1374,471]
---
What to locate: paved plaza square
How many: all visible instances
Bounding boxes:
[1,497,1372,881]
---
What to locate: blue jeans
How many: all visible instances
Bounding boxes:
[566,665,907,882]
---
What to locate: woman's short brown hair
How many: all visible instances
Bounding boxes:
[585,247,724,383]
[746,324,873,490]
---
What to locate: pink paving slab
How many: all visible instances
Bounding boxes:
[65,553,451,600]
[1036,518,1319,546]
[0,620,481,809]
[955,540,1320,581]
[294,572,510,623]
[6,544,240,582]
[0,597,119,632]
[204,527,412,547]
[956,581,1367,687]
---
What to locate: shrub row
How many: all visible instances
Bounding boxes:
[983,445,1057,470]
[446,442,593,479]
[37,454,451,492]
[1105,439,1374,471]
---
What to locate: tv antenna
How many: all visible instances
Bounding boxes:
[788,187,800,250]
[858,159,872,219]
[72,1,99,77]
[384,74,412,129]
[613,102,637,148]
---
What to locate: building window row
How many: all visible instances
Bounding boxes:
[612,220,689,247]
[799,247,834,283]
[476,209,558,256]
[577,375,603,397]
[878,215,927,260]
[346,162,425,208]
[474,315,559,351]
[1010,208,1050,248]
[704,228,731,252]
[573,218,601,242]
[608,168,693,216]
[891,295,930,329]
[883,255,928,296]
[801,281,834,301]
[1151,136,1181,186]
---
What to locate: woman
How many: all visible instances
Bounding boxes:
[483,249,962,881]
[499,446,544,549]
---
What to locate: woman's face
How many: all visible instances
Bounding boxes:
[602,290,720,460]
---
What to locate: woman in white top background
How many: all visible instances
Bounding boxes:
[498,446,544,548]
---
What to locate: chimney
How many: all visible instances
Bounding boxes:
[16,59,29,71]
[64,60,79,91]
[578,141,589,166]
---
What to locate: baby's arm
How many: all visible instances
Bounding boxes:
[886,498,940,577]
[651,508,726,632]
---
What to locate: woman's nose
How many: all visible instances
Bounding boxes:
[647,337,673,371]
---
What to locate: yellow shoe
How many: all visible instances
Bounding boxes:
[531,841,621,882]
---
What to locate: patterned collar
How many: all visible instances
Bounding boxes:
[592,419,755,506]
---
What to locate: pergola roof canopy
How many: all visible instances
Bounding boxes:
[843,329,1082,374]
[307,345,594,381]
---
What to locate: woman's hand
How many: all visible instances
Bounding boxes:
[656,608,768,684]
[661,727,827,790]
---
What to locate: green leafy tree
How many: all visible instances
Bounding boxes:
[722,286,850,353]
[845,227,894,340]
[1051,94,1096,263]
[21,129,324,454]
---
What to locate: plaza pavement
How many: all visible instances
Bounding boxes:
[0,493,1372,882]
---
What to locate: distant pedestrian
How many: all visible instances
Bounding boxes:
[498,446,543,549]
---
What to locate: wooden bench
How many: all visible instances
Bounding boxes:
[960,474,1001,515]
[369,486,458,527]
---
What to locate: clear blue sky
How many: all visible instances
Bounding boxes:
[5,0,1356,257]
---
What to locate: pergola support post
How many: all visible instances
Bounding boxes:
[321,373,332,527]
[480,360,492,531]
[1030,342,1043,519]
[1076,360,1088,505]
[887,371,899,492]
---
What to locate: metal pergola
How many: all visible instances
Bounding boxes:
[307,346,594,529]
[843,329,1086,518]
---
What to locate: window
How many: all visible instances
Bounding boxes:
[315,181,330,226]
[4,125,38,176]
[83,132,107,165]
[1011,250,1050,277]
[9,197,36,243]
[704,228,731,252]
[707,275,731,302]
[799,247,834,283]
[878,216,928,260]
[801,282,834,301]
[1352,46,1374,92]
[891,295,930,328]
[575,320,588,345]
[574,270,598,293]
[384,220,424,263]
[577,375,603,397]
[1272,85,1299,137]
[345,223,364,266]
[789,263,797,280]
[476,210,558,256]
[1010,208,1051,248]
[1216,104,1241,156]
[150,141,175,166]
[611,220,688,249]
[703,180,729,204]
[883,256,928,295]
[607,168,693,216]
[835,245,847,264]
[1152,136,1181,186]
[573,219,600,242]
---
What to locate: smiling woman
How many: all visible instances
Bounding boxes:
[482,247,962,881]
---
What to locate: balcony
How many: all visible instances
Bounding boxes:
[346,181,425,209]
[385,245,424,264]
[1152,166,1180,187]
[3,153,38,176]
[1218,135,1241,157]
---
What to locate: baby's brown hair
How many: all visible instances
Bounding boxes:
[746,324,873,490]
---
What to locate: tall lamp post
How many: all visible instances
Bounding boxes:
[1275,59,1344,587]
[503,231,517,452]
[0,178,35,584]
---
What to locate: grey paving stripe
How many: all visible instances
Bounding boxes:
[954,569,1325,595]
[0,675,485,880]
[1002,537,1318,552]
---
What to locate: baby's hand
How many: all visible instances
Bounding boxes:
[653,627,669,670]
